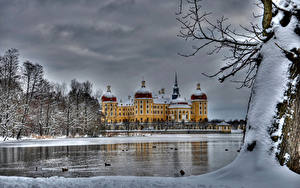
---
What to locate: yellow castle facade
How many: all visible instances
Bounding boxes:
[101,73,207,124]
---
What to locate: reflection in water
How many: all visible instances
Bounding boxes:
[0,139,241,177]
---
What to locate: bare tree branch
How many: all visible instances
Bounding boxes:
[177,0,262,88]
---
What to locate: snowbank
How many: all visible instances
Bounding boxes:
[0,134,242,148]
[0,164,299,188]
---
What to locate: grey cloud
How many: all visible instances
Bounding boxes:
[99,0,135,13]
[0,0,255,120]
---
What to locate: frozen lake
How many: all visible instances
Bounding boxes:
[0,134,243,177]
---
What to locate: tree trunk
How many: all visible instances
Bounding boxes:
[261,0,272,35]
[276,80,300,173]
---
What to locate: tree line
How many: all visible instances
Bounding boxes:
[0,48,103,140]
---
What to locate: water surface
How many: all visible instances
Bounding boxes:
[0,135,242,177]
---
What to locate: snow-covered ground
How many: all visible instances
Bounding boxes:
[0,134,242,148]
[0,161,299,188]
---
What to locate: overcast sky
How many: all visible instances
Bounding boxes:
[0,0,259,120]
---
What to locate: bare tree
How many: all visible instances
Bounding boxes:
[177,0,265,88]
[17,61,44,139]
[177,0,300,173]
[0,49,22,140]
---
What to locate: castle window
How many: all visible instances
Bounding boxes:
[140,110,143,114]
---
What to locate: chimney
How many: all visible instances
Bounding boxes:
[161,88,165,94]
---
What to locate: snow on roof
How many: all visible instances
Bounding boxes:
[192,89,206,96]
[175,97,185,103]
[190,83,207,101]
[170,97,187,104]
[118,100,133,107]
[168,104,191,109]
[217,121,231,126]
[153,93,170,104]
[153,98,167,104]
[101,86,117,102]
[135,80,153,99]
[168,97,190,108]
[135,87,151,94]
[102,91,116,98]
[102,85,116,98]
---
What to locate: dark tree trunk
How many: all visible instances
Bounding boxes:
[275,56,300,174]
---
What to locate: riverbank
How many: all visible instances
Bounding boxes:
[0,134,243,148]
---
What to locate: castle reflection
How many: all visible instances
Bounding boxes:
[0,139,240,177]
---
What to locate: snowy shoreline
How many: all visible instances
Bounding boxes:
[0,163,299,188]
[0,134,243,148]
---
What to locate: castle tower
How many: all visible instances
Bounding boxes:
[101,85,118,123]
[191,83,208,122]
[134,80,153,123]
[172,72,180,100]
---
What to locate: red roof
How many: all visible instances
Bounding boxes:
[191,93,207,100]
[134,93,152,99]
[101,95,117,102]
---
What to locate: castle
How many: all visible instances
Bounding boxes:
[101,73,207,124]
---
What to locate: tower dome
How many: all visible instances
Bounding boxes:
[101,85,117,102]
[171,97,188,105]
[169,96,190,109]
[134,80,152,99]
[191,83,207,100]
